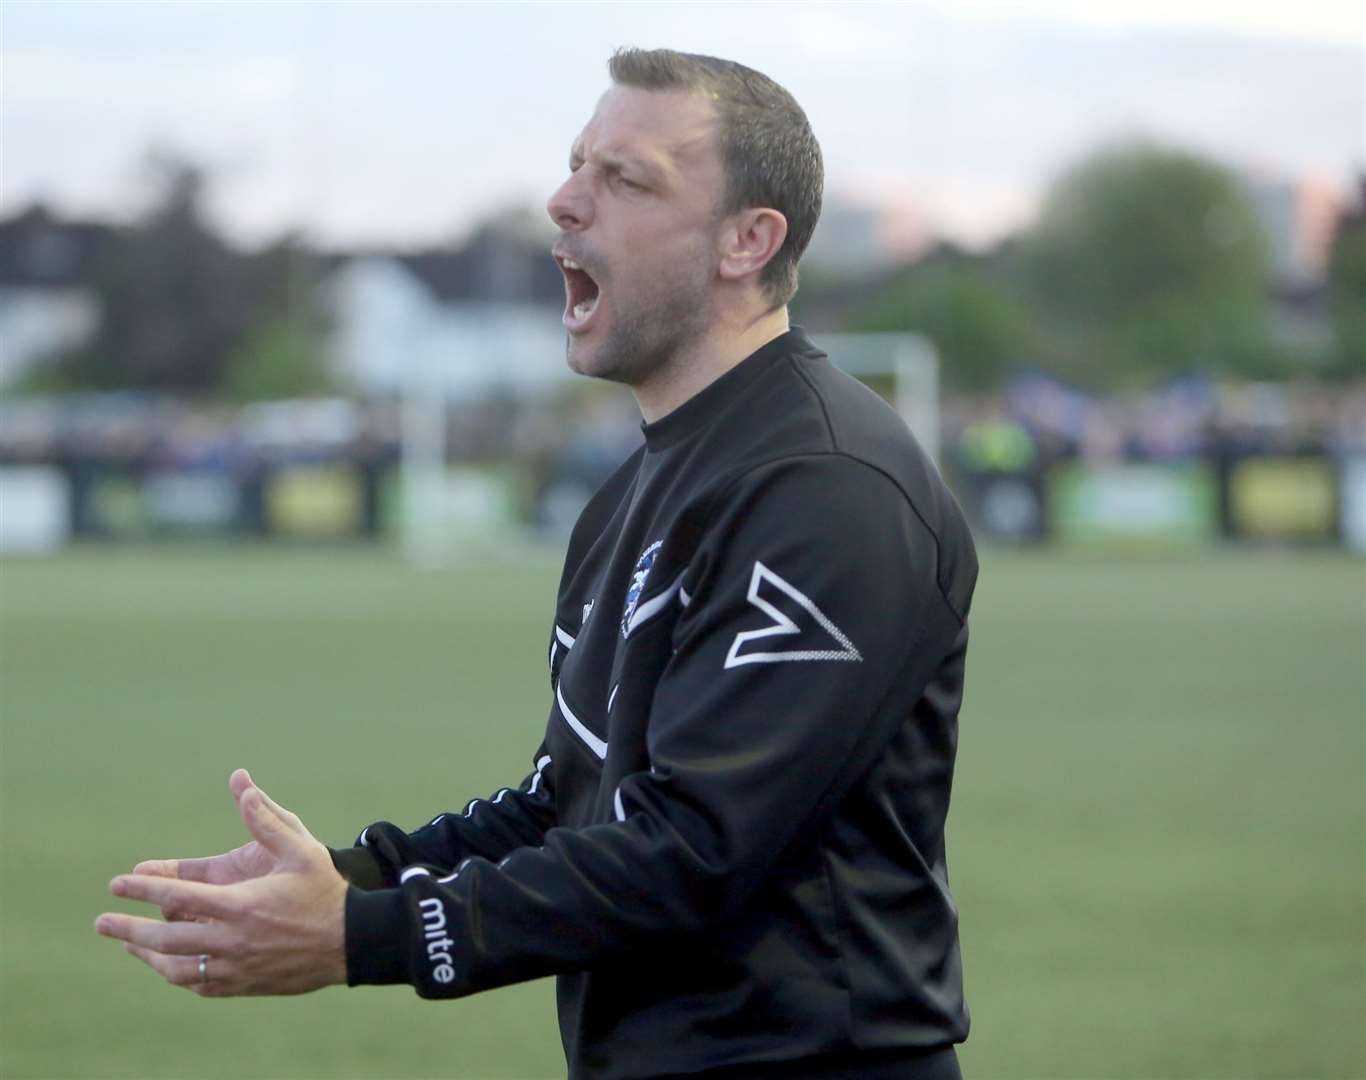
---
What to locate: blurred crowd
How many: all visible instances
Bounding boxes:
[6,374,1362,477]
[945,375,1366,474]
[5,377,1363,476]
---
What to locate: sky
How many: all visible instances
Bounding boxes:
[1,0,1362,252]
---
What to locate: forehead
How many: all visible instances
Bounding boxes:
[572,86,719,173]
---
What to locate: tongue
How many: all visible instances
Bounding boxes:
[577,270,600,306]
[566,267,600,323]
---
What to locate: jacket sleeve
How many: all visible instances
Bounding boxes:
[329,746,558,891]
[343,456,970,995]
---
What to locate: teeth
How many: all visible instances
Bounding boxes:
[573,298,597,319]
[561,257,581,270]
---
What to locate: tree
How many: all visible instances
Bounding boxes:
[1325,177,1366,379]
[50,152,256,393]
[222,309,338,402]
[1019,140,1275,387]
[845,258,1036,393]
[221,237,341,402]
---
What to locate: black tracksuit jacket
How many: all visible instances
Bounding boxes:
[333,328,978,1079]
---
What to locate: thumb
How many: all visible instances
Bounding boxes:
[229,768,254,801]
[238,787,299,858]
[231,771,305,834]
[247,785,306,835]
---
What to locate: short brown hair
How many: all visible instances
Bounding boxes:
[608,47,824,307]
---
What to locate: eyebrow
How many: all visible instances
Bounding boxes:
[569,144,668,185]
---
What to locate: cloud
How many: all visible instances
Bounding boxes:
[1,1,1360,249]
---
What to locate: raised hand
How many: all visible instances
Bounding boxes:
[95,771,349,997]
[130,769,281,923]
[133,769,277,887]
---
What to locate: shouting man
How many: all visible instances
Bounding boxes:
[97,48,978,1080]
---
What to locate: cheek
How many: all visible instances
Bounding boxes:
[632,230,714,278]
[602,217,716,305]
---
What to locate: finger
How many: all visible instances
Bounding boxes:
[131,859,180,878]
[109,873,236,920]
[126,864,194,922]
[132,855,222,888]
[237,787,299,857]
[171,855,223,883]
[131,857,214,920]
[248,785,305,834]
[124,942,217,992]
[232,768,305,834]
[229,768,254,800]
[95,912,230,955]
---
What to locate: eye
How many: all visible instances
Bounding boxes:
[617,176,645,192]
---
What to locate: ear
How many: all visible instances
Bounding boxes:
[717,207,788,285]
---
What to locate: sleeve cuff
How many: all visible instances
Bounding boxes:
[329,845,393,891]
[344,885,410,986]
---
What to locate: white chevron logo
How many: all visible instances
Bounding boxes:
[724,561,863,669]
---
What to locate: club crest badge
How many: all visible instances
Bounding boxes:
[621,540,663,638]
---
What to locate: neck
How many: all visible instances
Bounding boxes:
[632,304,791,424]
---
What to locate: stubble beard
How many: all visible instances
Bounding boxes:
[566,263,715,391]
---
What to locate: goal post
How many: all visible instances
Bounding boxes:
[398,327,941,565]
[815,332,941,464]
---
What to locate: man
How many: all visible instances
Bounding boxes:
[96,49,977,1080]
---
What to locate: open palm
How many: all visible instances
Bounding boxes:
[132,770,289,916]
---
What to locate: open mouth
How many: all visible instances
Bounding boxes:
[556,254,602,332]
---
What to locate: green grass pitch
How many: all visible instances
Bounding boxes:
[1,545,1362,1078]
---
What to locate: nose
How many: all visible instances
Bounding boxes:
[546,171,592,232]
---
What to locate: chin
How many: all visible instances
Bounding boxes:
[565,337,593,375]
[565,337,615,382]
[565,333,628,385]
